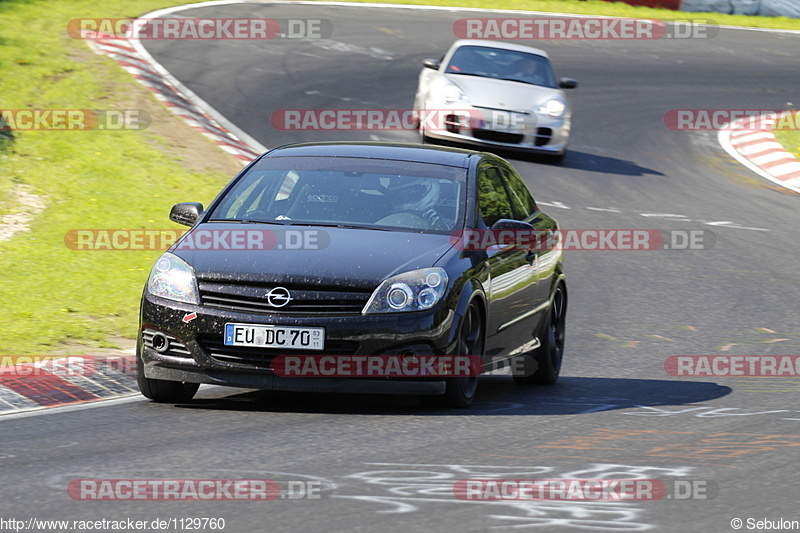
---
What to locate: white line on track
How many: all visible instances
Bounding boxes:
[0,394,142,422]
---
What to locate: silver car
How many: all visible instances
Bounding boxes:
[413,40,577,161]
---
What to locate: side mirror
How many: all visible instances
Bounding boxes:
[491,219,534,232]
[170,202,204,227]
[490,219,540,251]
[423,58,441,71]
[559,78,578,89]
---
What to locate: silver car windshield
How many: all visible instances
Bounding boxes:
[209,156,467,234]
[445,46,557,88]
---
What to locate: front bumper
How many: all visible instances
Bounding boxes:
[422,105,570,155]
[138,293,460,395]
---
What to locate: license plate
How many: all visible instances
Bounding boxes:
[479,113,525,132]
[224,323,325,350]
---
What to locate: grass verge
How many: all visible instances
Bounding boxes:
[773,128,800,160]
[0,0,243,354]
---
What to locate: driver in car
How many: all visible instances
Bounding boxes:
[386,178,448,231]
[508,59,544,85]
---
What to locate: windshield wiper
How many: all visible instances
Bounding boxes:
[289,222,389,231]
[447,72,488,78]
[205,218,291,225]
[494,77,547,87]
[244,219,291,225]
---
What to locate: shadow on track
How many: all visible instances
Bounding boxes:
[424,138,664,177]
[513,150,666,177]
[162,376,730,416]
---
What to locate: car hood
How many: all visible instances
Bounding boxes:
[169,223,456,290]
[446,74,562,112]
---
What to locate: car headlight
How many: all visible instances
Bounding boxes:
[535,99,566,118]
[363,268,449,314]
[442,84,469,104]
[146,252,200,305]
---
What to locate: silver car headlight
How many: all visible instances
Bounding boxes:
[535,99,566,118]
[442,83,469,104]
[363,268,449,314]
[146,252,200,305]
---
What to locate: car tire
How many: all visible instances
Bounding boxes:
[421,301,483,408]
[513,283,566,385]
[137,357,200,403]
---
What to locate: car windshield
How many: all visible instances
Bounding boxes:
[209,156,467,234]
[444,46,556,88]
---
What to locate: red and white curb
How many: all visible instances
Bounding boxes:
[719,113,800,194]
[0,356,138,415]
[85,31,265,165]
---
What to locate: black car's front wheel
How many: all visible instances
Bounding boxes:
[137,357,199,403]
[513,283,566,385]
[421,301,484,408]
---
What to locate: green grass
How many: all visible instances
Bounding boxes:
[1,0,797,355]
[332,0,800,30]
[0,0,235,354]
[774,130,800,159]
[773,113,800,159]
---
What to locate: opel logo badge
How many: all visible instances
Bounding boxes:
[267,287,292,308]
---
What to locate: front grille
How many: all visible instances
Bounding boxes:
[142,328,192,359]
[534,127,553,147]
[197,334,359,367]
[472,129,524,145]
[199,282,371,316]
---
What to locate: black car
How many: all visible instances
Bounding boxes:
[137,142,566,408]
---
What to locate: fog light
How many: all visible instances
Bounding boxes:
[402,353,419,365]
[151,333,169,353]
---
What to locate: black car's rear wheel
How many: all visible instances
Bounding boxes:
[421,301,483,408]
[513,283,566,385]
[137,356,199,403]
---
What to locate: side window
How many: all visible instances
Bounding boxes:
[499,166,537,220]
[477,165,515,227]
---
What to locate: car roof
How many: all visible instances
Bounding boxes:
[450,39,550,58]
[264,142,479,168]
